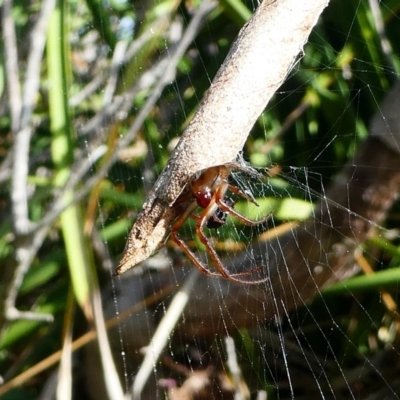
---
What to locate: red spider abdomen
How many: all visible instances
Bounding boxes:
[195,189,212,208]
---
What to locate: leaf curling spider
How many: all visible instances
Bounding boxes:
[171,162,271,284]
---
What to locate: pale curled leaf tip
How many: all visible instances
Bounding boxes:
[115,198,177,274]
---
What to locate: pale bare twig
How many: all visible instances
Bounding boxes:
[2,0,22,132]
[132,269,200,399]
[77,11,182,137]
[19,0,56,129]
[225,336,250,400]
[56,293,74,400]
[69,15,174,108]
[4,0,56,325]
[102,40,129,108]
[69,73,105,108]
[11,0,56,235]
[92,284,125,400]
[5,225,54,322]
[79,49,172,136]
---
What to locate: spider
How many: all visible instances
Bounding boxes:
[171,162,271,284]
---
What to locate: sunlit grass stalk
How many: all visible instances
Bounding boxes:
[47,0,92,318]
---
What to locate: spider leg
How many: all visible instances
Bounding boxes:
[196,199,267,284]
[195,201,232,279]
[228,183,260,206]
[217,196,272,227]
[172,232,225,277]
[171,200,224,277]
[223,161,264,181]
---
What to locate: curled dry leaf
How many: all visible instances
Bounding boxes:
[116,0,330,275]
